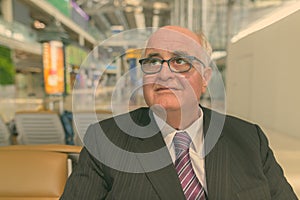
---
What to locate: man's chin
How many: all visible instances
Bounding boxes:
[150,103,181,113]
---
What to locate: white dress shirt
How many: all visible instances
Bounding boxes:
[153,109,207,193]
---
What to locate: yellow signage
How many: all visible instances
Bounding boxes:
[43,41,65,94]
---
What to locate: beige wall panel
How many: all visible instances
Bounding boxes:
[226,8,300,137]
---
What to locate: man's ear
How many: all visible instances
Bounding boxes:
[201,67,212,93]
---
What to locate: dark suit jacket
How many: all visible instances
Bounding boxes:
[60,107,297,200]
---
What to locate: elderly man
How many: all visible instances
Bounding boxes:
[60,26,297,200]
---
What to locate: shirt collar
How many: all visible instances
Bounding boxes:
[153,108,204,153]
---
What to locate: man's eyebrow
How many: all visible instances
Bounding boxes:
[173,51,189,57]
[146,53,160,58]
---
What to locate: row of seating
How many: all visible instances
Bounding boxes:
[0,144,82,199]
[0,111,109,198]
[0,110,112,146]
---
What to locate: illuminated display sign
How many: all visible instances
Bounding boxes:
[43,41,65,94]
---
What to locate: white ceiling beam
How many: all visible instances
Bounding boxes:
[28,0,97,45]
[0,35,42,55]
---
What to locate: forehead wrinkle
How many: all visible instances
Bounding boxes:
[145,50,189,58]
[146,33,205,61]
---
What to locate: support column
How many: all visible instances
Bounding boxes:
[179,0,185,27]
[171,0,180,25]
[187,0,193,30]
[202,0,208,35]
[79,35,85,46]
[2,0,13,23]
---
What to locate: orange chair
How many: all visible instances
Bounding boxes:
[0,144,82,200]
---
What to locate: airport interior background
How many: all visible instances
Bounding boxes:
[0,0,299,197]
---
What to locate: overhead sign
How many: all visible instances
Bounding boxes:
[43,41,65,94]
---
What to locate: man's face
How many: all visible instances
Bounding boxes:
[142,27,211,112]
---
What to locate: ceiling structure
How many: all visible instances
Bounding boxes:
[5,0,297,71]
[73,0,295,50]
[75,0,172,38]
[20,0,296,51]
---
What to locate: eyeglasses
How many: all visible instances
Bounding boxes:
[139,56,205,74]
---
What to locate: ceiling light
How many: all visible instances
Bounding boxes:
[126,0,141,7]
[153,2,168,10]
[135,6,143,13]
[33,20,45,29]
[125,6,134,12]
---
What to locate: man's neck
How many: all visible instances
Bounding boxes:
[153,106,201,130]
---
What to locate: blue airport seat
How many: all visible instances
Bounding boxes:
[0,116,10,146]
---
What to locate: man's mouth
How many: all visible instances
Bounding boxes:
[154,86,179,92]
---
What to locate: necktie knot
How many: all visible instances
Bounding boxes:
[173,131,192,158]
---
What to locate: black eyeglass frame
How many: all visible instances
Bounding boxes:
[138,56,206,74]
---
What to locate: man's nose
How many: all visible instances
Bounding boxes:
[157,61,174,80]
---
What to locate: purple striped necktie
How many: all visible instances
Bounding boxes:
[174,131,206,200]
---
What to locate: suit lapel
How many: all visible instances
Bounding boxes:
[133,109,185,200]
[203,108,232,199]
[133,107,232,199]
[136,135,185,200]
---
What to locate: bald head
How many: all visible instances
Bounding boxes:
[162,26,203,44]
[146,26,212,63]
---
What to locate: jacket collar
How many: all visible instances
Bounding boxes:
[134,107,230,199]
